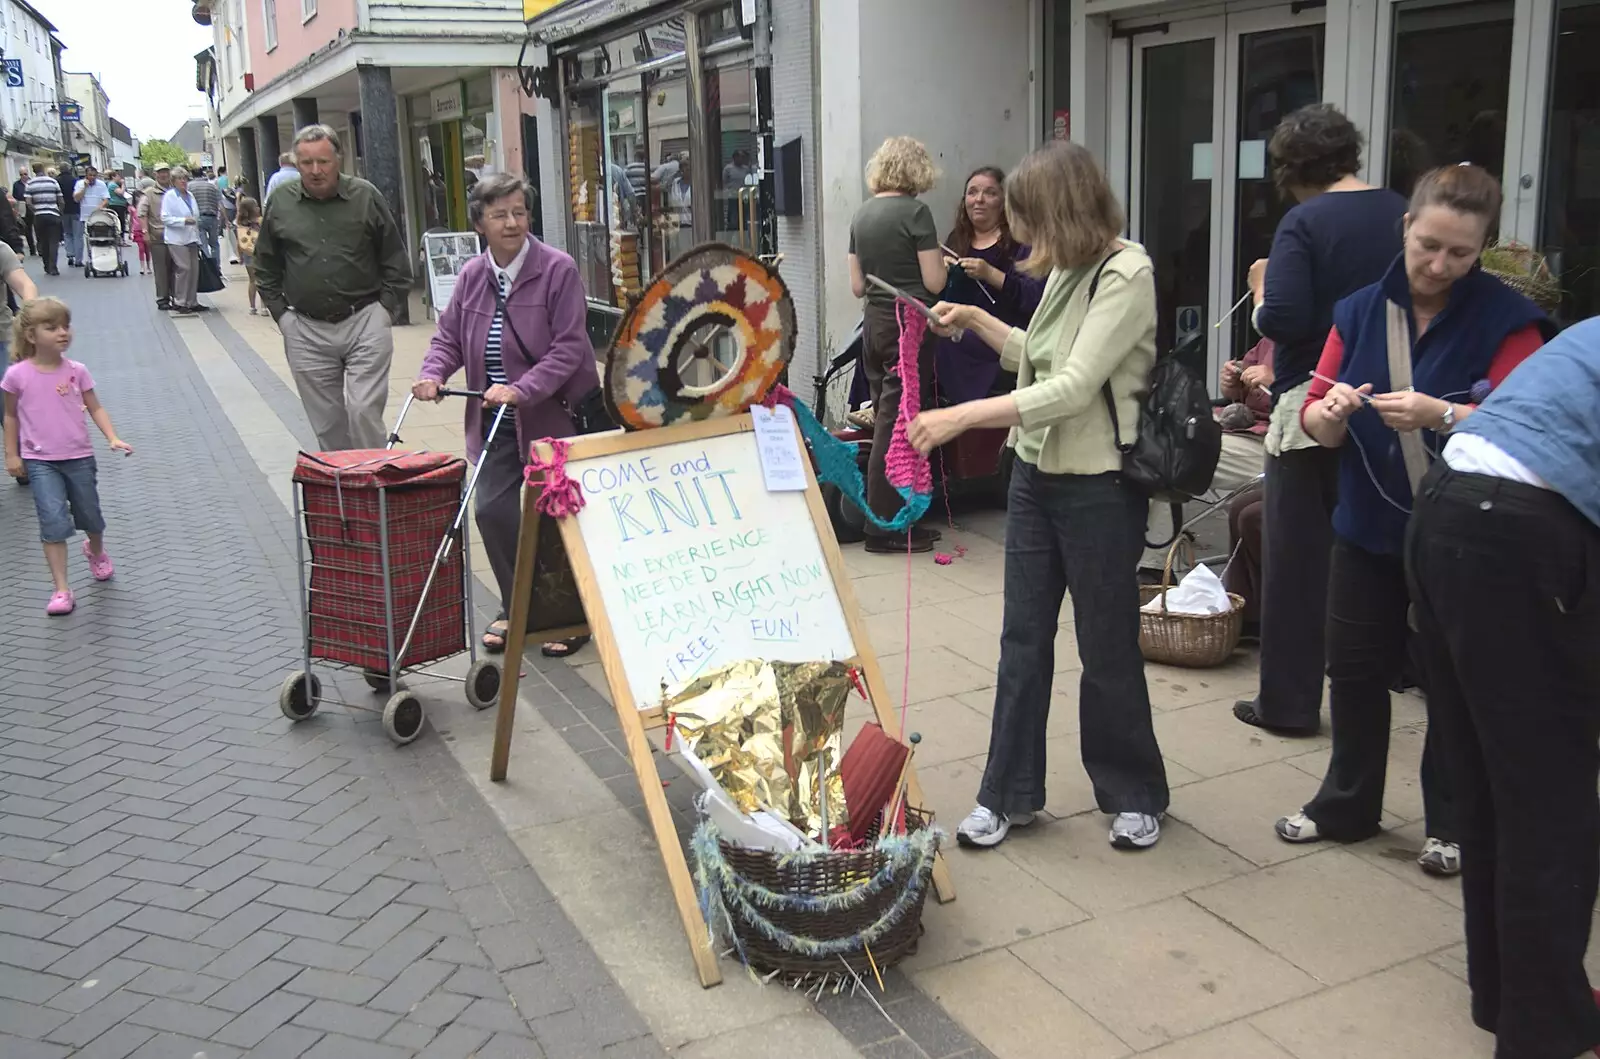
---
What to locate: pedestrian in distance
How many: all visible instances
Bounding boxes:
[265,151,299,204]
[138,165,174,309]
[2,296,132,616]
[58,166,80,266]
[233,195,261,313]
[12,168,35,256]
[908,140,1171,852]
[160,167,204,316]
[130,202,149,275]
[188,168,223,264]
[25,163,63,276]
[253,125,411,452]
[0,228,40,484]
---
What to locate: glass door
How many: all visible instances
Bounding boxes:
[1537,0,1600,323]
[1131,21,1223,384]
[1129,6,1325,388]
[1223,15,1326,360]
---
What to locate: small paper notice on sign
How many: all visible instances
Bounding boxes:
[750,405,808,492]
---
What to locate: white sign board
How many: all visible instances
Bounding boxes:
[566,427,856,708]
[431,82,464,122]
[422,231,478,315]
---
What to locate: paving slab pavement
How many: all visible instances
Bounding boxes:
[12,255,1590,1059]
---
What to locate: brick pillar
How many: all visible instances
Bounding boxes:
[256,116,282,174]
[357,65,409,325]
[236,125,260,203]
[292,97,319,132]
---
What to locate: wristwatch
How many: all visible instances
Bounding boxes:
[1438,403,1457,433]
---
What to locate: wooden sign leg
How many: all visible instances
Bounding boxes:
[617,705,723,988]
[489,486,542,783]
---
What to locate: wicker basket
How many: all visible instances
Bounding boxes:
[1138,539,1246,668]
[1480,242,1563,312]
[711,809,936,978]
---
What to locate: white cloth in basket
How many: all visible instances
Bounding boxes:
[1142,563,1232,616]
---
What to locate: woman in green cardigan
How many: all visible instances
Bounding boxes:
[910,141,1170,851]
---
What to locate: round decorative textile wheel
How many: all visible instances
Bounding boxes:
[605,243,797,430]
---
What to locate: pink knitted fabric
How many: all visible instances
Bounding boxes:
[889,303,933,496]
[524,438,586,517]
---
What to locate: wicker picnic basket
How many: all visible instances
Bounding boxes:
[1137,538,1245,668]
[1480,242,1562,312]
[695,808,939,978]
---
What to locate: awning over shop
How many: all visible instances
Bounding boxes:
[525,0,677,44]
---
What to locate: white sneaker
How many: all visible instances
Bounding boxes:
[1417,837,1462,877]
[1274,811,1322,844]
[956,806,1034,849]
[1109,812,1161,850]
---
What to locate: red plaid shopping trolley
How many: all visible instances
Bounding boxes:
[277,394,507,744]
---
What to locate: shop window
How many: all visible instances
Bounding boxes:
[1386,0,1513,195]
[1538,0,1600,323]
[704,61,760,252]
[698,2,747,46]
[1043,0,1072,141]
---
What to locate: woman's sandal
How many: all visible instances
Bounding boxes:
[482,617,509,655]
[541,636,591,659]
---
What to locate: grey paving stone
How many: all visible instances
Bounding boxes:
[0,290,672,1059]
[212,990,316,1048]
[418,1022,494,1059]
[474,1031,547,1059]
[283,967,386,1005]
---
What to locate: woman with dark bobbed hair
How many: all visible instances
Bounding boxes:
[1233,104,1407,739]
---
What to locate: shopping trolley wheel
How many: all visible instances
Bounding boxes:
[465,660,501,711]
[362,668,399,694]
[278,671,322,721]
[382,691,425,745]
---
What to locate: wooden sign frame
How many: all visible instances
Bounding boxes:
[488,413,955,989]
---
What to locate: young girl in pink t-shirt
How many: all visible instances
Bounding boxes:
[2,297,133,615]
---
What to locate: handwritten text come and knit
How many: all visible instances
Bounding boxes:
[568,432,856,708]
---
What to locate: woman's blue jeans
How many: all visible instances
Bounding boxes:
[977,461,1170,817]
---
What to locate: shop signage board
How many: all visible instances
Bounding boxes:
[4,60,23,89]
[488,414,955,988]
[421,231,477,317]
[430,82,464,123]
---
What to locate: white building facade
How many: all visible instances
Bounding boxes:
[526,0,1598,397]
[0,0,64,179]
[62,71,110,171]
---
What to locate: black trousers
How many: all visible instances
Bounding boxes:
[1246,443,1339,729]
[977,463,1169,816]
[1408,465,1600,1059]
[1302,538,1454,840]
[20,211,35,254]
[861,301,935,536]
[33,214,61,274]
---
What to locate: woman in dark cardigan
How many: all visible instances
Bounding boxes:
[1276,164,1552,878]
[936,167,1044,404]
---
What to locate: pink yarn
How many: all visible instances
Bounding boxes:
[524,438,586,517]
[888,303,934,496]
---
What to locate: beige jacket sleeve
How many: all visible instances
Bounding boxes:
[1011,266,1157,432]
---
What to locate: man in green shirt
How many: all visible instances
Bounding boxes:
[253,124,412,450]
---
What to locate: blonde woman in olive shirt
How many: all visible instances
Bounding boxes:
[909,141,1169,852]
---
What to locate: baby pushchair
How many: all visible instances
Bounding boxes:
[83,208,128,278]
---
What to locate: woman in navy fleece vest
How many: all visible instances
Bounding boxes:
[1272,165,1553,877]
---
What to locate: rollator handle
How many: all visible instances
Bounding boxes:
[438,387,484,399]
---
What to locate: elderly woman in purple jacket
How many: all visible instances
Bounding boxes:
[412,173,598,656]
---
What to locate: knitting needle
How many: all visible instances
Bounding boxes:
[882,732,922,834]
[1214,290,1253,329]
[1311,371,1376,404]
[939,244,999,305]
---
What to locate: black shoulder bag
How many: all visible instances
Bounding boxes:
[1086,253,1223,549]
[494,284,616,435]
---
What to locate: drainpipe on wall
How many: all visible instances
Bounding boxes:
[754,0,772,69]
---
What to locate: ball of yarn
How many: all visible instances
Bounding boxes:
[1218,402,1257,431]
[1469,378,1493,404]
